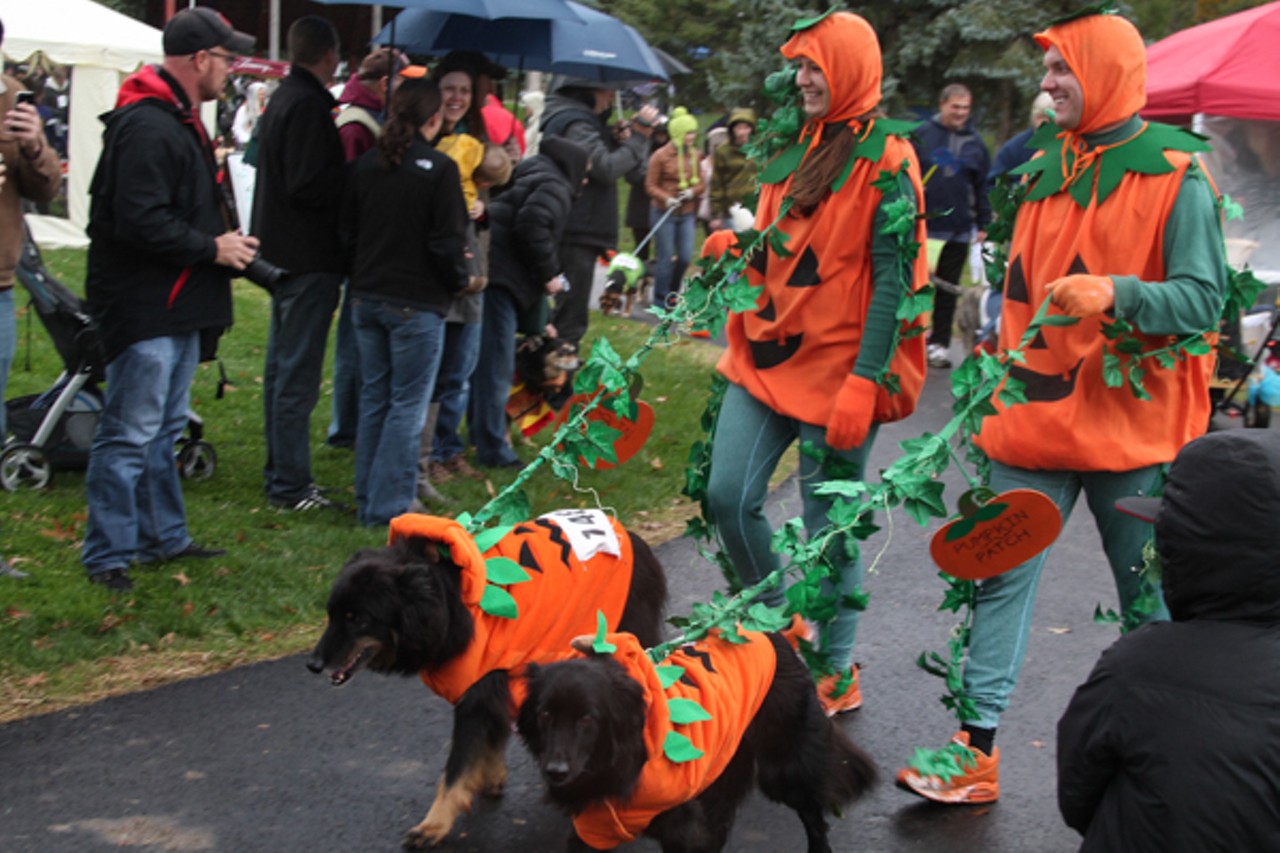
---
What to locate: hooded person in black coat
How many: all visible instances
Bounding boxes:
[1057,428,1280,851]
[469,135,590,468]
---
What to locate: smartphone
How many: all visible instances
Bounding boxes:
[15,90,34,107]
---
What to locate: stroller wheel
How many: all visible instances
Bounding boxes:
[177,439,217,481]
[0,443,53,492]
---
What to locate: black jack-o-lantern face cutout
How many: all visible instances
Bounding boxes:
[743,245,823,370]
[1002,253,1090,403]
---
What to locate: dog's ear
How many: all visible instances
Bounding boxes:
[398,535,442,565]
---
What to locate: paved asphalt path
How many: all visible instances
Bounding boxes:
[1,323,1126,852]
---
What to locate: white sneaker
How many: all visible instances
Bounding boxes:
[927,343,952,369]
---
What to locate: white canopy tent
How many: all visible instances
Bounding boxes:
[0,0,164,247]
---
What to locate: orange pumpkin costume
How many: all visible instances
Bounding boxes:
[715,11,929,428]
[976,13,1225,471]
[572,632,777,850]
[387,511,636,715]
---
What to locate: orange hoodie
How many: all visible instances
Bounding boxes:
[716,12,929,427]
[388,511,636,715]
[572,632,778,850]
[975,13,1216,471]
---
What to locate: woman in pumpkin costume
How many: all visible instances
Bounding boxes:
[898,9,1227,805]
[705,11,928,716]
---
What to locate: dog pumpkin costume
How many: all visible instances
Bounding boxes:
[571,631,777,850]
[388,511,636,715]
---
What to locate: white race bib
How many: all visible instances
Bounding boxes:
[540,509,621,564]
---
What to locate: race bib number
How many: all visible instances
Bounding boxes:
[541,509,621,563]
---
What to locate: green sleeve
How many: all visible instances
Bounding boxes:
[1110,164,1226,335]
[853,169,916,380]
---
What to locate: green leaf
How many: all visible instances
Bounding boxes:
[478,585,518,620]
[471,525,511,555]
[592,610,616,654]
[667,697,713,725]
[1038,314,1082,327]
[485,556,532,586]
[656,664,685,690]
[759,142,806,185]
[663,730,704,764]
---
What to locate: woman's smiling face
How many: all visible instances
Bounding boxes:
[439,70,472,130]
[795,56,830,120]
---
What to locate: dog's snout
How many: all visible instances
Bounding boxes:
[305,654,325,674]
[543,759,571,784]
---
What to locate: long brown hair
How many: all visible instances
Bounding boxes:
[378,78,441,168]
[787,108,884,215]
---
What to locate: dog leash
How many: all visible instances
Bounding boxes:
[633,203,680,258]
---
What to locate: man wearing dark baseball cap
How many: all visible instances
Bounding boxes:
[163,7,255,57]
[81,6,259,591]
[1058,427,1280,848]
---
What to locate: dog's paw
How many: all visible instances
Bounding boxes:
[403,821,450,849]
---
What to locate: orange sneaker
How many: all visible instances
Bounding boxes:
[816,666,862,716]
[895,731,999,804]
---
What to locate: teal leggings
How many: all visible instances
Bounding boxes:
[706,382,877,669]
[963,460,1168,728]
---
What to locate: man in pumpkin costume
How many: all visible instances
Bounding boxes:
[706,11,928,716]
[898,8,1227,804]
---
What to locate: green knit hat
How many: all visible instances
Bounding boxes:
[667,106,698,148]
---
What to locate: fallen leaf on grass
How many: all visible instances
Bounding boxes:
[39,520,79,542]
[24,673,47,687]
[171,572,191,587]
[6,608,31,620]
[98,614,123,633]
[182,602,195,615]
[650,458,664,470]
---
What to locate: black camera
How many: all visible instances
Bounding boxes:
[242,255,288,290]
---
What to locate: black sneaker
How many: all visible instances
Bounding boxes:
[89,569,134,592]
[273,486,352,513]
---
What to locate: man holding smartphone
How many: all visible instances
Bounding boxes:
[1,17,62,579]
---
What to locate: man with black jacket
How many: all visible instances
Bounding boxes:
[81,8,259,592]
[1058,428,1280,850]
[911,83,991,369]
[251,16,346,512]
[538,77,658,347]
[470,135,590,467]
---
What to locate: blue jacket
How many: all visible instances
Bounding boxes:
[912,116,992,241]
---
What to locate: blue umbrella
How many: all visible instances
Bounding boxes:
[371,0,669,83]
[309,0,587,23]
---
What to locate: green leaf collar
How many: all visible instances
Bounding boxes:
[1013,120,1211,207]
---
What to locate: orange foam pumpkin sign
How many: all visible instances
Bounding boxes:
[930,488,1062,581]
[555,393,655,470]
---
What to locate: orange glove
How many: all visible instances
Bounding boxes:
[1045,274,1114,317]
[826,374,878,451]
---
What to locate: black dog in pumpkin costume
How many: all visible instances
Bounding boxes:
[519,630,877,852]
[307,510,667,848]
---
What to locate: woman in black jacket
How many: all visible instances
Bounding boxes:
[469,135,590,467]
[341,77,470,526]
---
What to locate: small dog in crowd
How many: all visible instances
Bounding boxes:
[519,630,878,852]
[307,510,668,848]
[516,335,580,398]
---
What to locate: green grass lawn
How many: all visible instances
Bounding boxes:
[1,247,722,721]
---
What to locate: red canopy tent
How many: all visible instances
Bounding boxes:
[1144,1,1280,122]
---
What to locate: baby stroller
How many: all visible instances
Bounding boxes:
[1,226,217,491]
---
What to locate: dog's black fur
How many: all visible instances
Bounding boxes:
[518,633,877,853]
[307,530,667,848]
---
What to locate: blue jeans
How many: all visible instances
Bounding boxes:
[706,382,878,670]
[327,281,360,447]
[353,299,445,526]
[650,208,696,306]
[82,333,200,575]
[471,287,521,467]
[962,461,1168,728]
[431,318,482,462]
[263,272,341,503]
[0,288,14,440]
